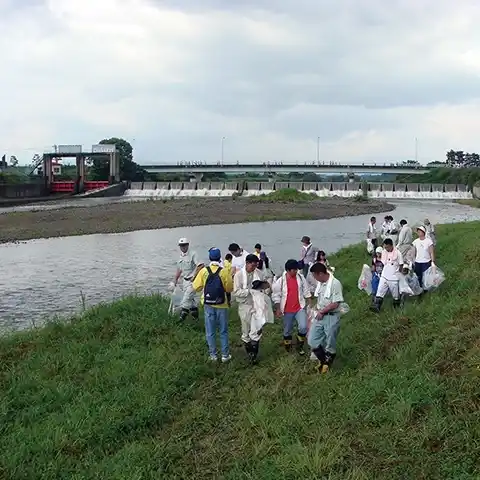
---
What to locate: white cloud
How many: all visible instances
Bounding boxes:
[1,0,480,165]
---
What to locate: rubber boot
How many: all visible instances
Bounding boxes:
[296,334,307,356]
[370,297,383,313]
[179,308,189,321]
[393,298,401,309]
[250,340,260,365]
[312,345,326,369]
[244,342,253,360]
[321,351,336,373]
[190,307,199,320]
[283,336,292,352]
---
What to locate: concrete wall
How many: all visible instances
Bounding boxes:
[130,182,143,190]
[246,182,260,190]
[80,182,127,198]
[382,183,393,191]
[346,182,360,191]
[457,184,466,192]
[445,184,456,192]
[210,182,224,190]
[275,182,289,189]
[143,182,157,190]
[224,182,238,191]
[406,183,419,192]
[289,181,303,190]
[0,182,48,198]
[394,184,407,192]
[473,185,480,198]
[432,184,444,192]
[303,182,317,191]
[198,182,211,190]
[331,183,346,191]
[260,182,274,191]
[419,184,431,192]
[157,182,170,190]
[171,182,183,190]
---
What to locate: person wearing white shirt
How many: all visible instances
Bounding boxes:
[371,238,404,312]
[308,262,344,374]
[228,243,250,276]
[412,225,436,290]
[366,216,378,249]
[424,219,437,246]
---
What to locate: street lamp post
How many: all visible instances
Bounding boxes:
[221,137,226,165]
[415,137,418,163]
[316,136,320,165]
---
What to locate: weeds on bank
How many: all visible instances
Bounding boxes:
[1,222,480,479]
[456,198,480,208]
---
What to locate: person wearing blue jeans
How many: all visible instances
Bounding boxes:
[272,259,311,355]
[203,306,229,360]
[192,247,234,362]
[308,262,345,373]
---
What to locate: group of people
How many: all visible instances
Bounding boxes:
[365,215,439,312]
[171,236,346,373]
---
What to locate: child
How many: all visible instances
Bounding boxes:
[224,253,233,307]
[371,257,383,305]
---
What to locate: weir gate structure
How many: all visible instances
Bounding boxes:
[124,182,472,200]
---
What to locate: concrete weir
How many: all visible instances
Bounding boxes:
[260,182,274,191]
[123,181,473,199]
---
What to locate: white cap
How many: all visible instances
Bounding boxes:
[417,226,426,233]
[178,237,189,245]
[375,246,383,253]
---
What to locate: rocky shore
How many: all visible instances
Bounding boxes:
[0,197,394,243]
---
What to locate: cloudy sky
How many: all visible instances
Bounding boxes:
[1,0,480,165]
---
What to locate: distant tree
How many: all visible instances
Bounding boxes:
[88,137,145,181]
[9,155,18,167]
[445,149,480,168]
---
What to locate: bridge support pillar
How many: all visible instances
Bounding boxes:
[109,151,120,184]
[75,155,85,194]
[193,172,203,182]
[42,154,53,191]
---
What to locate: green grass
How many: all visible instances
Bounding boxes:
[1,222,480,479]
[248,188,319,203]
[456,198,480,208]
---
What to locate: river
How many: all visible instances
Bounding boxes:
[1,200,479,332]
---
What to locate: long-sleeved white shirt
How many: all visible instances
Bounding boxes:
[397,224,413,246]
[271,272,311,312]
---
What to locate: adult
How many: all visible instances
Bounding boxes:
[272,259,311,355]
[424,219,437,246]
[228,243,250,275]
[233,254,268,364]
[371,238,404,312]
[192,247,233,362]
[381,215,399,243]
[172,237,204,321]
[412,225,436,290]
[308,262,344,373]
[367,216,378,249]
[299,236,319,277]
[396,219,414,264]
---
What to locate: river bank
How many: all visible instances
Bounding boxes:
[0,196,393,243]
[1,221,479,479]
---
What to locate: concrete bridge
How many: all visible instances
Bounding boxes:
[139,162,433,177]
[125,181,472,200]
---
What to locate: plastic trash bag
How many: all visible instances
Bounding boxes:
[168,286,183,315]
[306,305,315,333]
[366,239,374,254]
[338,302,350,316]
[406,273,423,296]
[358,264,373,295]
[399,274,414,296]
[423,265,445,291]
[251,290,274,332]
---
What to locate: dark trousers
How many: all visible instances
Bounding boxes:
[414,261,431,288]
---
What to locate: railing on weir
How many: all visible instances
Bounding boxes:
[50,181,109,194]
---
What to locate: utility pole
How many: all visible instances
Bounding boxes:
[316,136,320,165]
[415,137,418,163]
[221,137,226,165]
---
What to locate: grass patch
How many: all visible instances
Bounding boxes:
[456,198,480,208]
[248,188,319,203]
[1,222,480,478]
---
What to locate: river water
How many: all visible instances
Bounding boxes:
[1,200,479,332]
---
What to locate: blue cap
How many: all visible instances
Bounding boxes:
[209,247,221,261]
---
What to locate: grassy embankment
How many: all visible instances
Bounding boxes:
[456,199,480,208]
[1,222,479,479]
[395,167,480,188]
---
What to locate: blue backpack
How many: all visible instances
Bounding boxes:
[204,267,226,305]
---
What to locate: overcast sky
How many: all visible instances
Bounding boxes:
[1,0,480,165]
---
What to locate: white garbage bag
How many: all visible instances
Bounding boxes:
[251,290,274,332]
[306,305,315,333]
[406,273,423,296]
[399,274,414,296]
[358,264,373,295]
[423,265,446,291]
[168,286,183,315]
[366,239,374,254]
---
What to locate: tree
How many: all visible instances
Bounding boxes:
[89,137,145,181]
[445,149,480,168]
[9,155,18,167]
